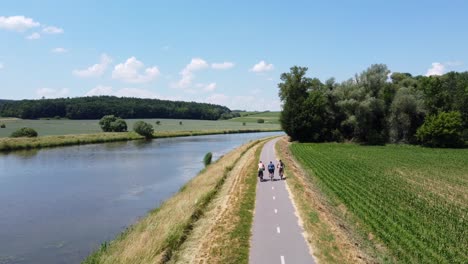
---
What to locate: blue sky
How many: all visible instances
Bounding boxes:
[1,0,467,111]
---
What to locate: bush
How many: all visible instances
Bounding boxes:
[203,152,212,167]
[257,119,264,123]
[416,111,464,148]
[242,122,246,126]
[133,121,154,139]
[179,121,183,125]
[99,115,127,132]
[156,120,161,125]
[10,127,38,138]
[0,123,5,128]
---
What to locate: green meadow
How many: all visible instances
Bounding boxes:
[0,117,281,138]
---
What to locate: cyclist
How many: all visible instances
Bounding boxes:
[277,159,285,180]
[267,161,275,181]
[258,161,265,181]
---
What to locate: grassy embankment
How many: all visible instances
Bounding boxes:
[280,139,467,263]
[83,137,270,264]
[0,129,278,152]
[168,139,265,263]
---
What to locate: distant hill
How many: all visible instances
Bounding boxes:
[0,96,231,120]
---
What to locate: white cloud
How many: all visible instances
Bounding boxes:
[426,62,445,76]
[26,32,40,40]
[425,61,464,76]
[42,26,63,34]
[73,54,112,78]
[175,58,209,88]
[0,16,40,31]
[85,85,113,96]
[51,47,68,53]
[85,85,159,98]
[203,82,217,92]
[112,57,160,83]
[36,88,69,98]
[212,62,234,70]
[250,60,274,73]
[186,58,209,71]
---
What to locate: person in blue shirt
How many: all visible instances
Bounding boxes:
[268,161,275,180]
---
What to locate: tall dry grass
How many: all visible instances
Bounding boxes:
[168,139,267,264]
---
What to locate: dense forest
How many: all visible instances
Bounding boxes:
[279,65,467,147]
[0,96,231,120]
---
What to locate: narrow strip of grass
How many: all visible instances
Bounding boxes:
[0,128,280,152]
[275,137,377,263]
[222,140,263,263]
[82,138,261,264]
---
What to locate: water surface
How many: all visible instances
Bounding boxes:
[0,132,282,264]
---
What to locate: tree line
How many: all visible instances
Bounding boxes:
[279,65,467,147]
[0,96,231,120]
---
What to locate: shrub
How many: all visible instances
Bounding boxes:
[10,127,38,138]
[156,120,161,125]
[416,111,464,148]
[257,119,264,123]
[0,123,5,128]
[203,152,212,167]
[99,115,127,132]
[110,119,127,132]
[242,122,246,126]
[133,121,154,139]
[179,121,183,125]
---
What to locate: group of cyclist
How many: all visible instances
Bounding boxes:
[257,159,285,181]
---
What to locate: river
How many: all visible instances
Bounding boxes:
[0,132,282,264]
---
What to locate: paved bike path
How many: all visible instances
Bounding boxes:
[250,138,315,264]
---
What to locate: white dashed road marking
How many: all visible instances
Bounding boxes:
[281,255,285,264]
[273,196,276,200]
[274,209,278,214]
[277,226,281,234]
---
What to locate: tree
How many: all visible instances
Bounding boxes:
[278,66,313,141]
[388,87,426,143]
[416,111,464,148]
[10,127,38,138]
[257,119,265,123]
[99,115,127,132]
[133,121,154,139]
[0,123,5,128]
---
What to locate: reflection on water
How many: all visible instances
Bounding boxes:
[0,132,282,264]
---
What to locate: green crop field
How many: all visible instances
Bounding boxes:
[229,111,280,124]
[291,143,467,263]
[0,118,281,138]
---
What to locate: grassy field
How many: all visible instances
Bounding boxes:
[290,143,468,263]
[83,137,263,264]
[229,111,280,124]
[0,118,280,138]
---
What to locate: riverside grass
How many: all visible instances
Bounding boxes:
[168,139,268,263]
[82,138,262,264]
[0,128,279,152]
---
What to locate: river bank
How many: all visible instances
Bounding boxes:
[0,128,281,152]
